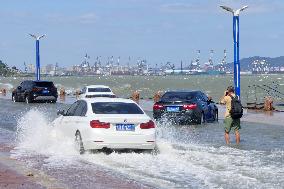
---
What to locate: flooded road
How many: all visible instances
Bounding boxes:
[0,98,284,188]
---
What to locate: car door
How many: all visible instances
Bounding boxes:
[72,100,89,137]
[196,92,209,114]
[59,101,79,137]
[18,81,26,101]
[22,81,32,100]
[60,100,89,138]
[14,82,22,100]
[199,92,210,118]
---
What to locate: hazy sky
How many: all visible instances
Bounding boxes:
[0,0,284,69]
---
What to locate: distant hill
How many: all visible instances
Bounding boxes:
[226,56,284,71]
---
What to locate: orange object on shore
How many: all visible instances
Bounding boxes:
[264,96,274,111]
[0,88,6,96]
[132,91,140,104]
[153,91,163,103]
[59,88,66,96]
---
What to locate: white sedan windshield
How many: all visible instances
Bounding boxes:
[88,88,111,92]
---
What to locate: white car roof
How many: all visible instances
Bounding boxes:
[82,97,136,104]
[85,85,111,89]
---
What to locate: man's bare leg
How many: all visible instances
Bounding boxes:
[225,132,230,144]
[235,131,240,144]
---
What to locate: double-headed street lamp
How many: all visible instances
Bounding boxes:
[29,34,46,81]
[220,5,248,98]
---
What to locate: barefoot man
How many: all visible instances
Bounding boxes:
[221,86,241,144]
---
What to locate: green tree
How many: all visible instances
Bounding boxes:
[0,60,14,76]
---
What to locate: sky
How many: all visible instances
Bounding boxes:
[0,0,284,69]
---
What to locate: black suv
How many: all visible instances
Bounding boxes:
[153,90,218,124]
[12,80,58,103]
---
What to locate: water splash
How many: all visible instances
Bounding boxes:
[11,108,284,188]
[13,109,77,157]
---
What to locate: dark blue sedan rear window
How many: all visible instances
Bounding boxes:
[91,102,144,114]
[161,92,199,101]
[34,81,54,87]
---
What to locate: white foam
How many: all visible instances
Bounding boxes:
[13,109,77,158]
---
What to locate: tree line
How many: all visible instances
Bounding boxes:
[0,60,18,76]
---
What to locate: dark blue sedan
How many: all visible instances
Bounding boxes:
[153,90,218,124]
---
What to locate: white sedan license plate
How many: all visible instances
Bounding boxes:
[116,124,135,131]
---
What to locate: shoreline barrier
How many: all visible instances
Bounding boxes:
[264,96,274,111]
[59,88,66,97]
[59,88,66,102]
[131,91,140,104]
[153,91,163,103]
[0,88,7,96]
[75,89,81,99]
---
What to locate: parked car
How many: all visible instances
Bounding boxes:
[54,98,156,154]
[12,80,58,103]
[153,90,218,124]
[79,85,116,98]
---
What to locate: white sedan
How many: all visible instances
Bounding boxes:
[79,85,116,98]
[53,98,156,154]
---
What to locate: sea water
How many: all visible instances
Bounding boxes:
[0,75,284,105]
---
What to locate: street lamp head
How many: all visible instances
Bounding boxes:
[240,5,249,12]
[28,33,46,40]
[38,34,46,40]
[220,5,248,16]
[220,6,234,14]
[29,33,37,39]
[235,5,248,16]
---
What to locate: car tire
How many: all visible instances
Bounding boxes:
[197,112,205,124]
[75,132,85,155]
[12,95,17,102]
[25,96,31,104]
[215,110,218,122]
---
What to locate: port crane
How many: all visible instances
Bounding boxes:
[23,62,28,73]
[93,56,102,73]
[217,49,227,72]
[189,50,201,70]
[137,58,147,75]
[165,61,175,73]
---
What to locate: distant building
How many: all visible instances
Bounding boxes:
[27,64,35,74]
[46,64,55,73]
[40,66,46,74]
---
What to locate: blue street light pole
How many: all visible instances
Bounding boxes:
[233,15,240,97]
[36,39,40,80]
[29,34,46,81]
[220,5,248,98]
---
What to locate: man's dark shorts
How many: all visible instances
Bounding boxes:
[224,116,241,133]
